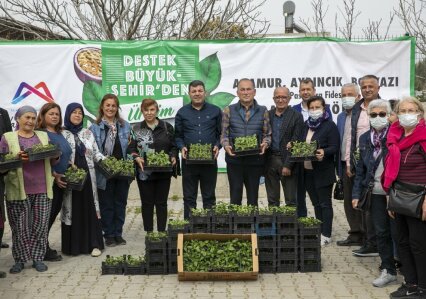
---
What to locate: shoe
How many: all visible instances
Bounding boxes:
[9,262,24,274]
[336,238,363,246]
[0,271,6,278]
[105,237,116,247]
[1,242,9,248]
[32,261,48,272]
[372,269,397,287]
[389,283,418,298]
[91,248,102,257]
[44,248,63,262]
[418,288,426,299]
[115,236,127,245]
[321,235,331,246]
[352,244,379,257]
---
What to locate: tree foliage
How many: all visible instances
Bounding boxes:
[0,0,269,41]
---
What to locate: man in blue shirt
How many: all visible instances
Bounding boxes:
[175,80,222,219]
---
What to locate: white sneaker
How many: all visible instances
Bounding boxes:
[321,235,331,246]
[91,248,102,257]
[372,269,397,287]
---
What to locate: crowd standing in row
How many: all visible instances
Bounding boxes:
[0,77,425,299]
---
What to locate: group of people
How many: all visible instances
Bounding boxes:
[0,76,424,299]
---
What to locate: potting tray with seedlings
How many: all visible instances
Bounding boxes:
[143,151,173,172]
[0,153,22,171]
[95,157,135,180]
[186,143,215,164]
[231,135,260,156]
[177,233,258,281]
[24,143,60,161]
[63,166,87,191]
[289,140,318,162]
[101,255,125,275]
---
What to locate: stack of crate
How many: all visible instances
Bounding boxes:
[276,213,298,273]
[232,213,256,234]
[298,224,321,272]
[211,212,232,234]
[145,237,168,275]
[189,211,211,233]
[256,211,277,273]
[167,223,190,274]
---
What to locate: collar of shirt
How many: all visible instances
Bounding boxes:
[191,102,206,111]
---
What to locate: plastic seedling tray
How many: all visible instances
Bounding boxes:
[63,172,88,192]
[186,145,215,165]
[95,161,117,180]
[25,144,60,162]
[0,158,22,171]
[231,136,260,157]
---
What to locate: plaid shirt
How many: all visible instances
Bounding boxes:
[221,100,271,147]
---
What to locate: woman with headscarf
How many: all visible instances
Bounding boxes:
[36,102,72,262]
[0,105,58,273]
[61,103,105,257]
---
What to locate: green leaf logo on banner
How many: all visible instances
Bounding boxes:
[206,92,235,108]
[82,80,103,116]
[200,52,221,93]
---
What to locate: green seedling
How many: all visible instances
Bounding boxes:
[29,143,56,153]
[168,219,189,229]
[213,202,231,215]
[234,135,258,151]
[64,165,86,183]
[3,153,19,161]
[126,255,145,266]
[188,143,212,160]
[99,157,134,176]
[170,194,179,201]
[190,208,210,217]
[290,141,317,157]
[183,239,253,272]
[298,217,322,226]
[229,204,256,216]
[146,150,171,167]
[145,231,168,242]
[270,206,297,216]
[104,255,125,266]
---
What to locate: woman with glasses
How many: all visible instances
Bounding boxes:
[383,97,426,299]
[352,99,397,288]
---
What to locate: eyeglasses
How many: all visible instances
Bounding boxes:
[369,112,387,118]
[273,96,289,100]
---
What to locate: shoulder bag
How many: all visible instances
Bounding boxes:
[388,180,425,219]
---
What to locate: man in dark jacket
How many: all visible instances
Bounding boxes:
[265,87,304,207]
[348,74,380,257]
[221,78,271,206]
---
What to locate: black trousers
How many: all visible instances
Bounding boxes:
[137,178,171,232]
[182,161,217,220]
[341,161,364,242]
[395,213,426,288]
[265,154,297,207]
[227,163,263,206]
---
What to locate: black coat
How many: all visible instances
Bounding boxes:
[0,107,12,221]
[302,118,339,188]
[267,106,304,170]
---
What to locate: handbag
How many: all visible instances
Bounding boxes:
[388,180,425,219]
[333,179,344,200]
[356,181,373,211]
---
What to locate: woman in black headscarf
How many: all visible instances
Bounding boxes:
[61,103,105,257]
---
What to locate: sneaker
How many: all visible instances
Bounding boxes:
[390,283,418,298]
[336,238,363,246]
[352,244,379,257]
[115,236,127,245]
[104,237,116,247]
[418,288,426,299]
[372,269,397,287]
[32,261,48,272]
[9,262,24,274]
[321,235,331,246]
[91,248,102,257]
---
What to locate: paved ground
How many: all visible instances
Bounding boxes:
[0,179,398,299]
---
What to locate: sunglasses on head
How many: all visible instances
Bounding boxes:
[369,112,387,118]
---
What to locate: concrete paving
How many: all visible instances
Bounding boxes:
[0,175,398,299]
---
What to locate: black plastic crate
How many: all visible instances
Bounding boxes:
[101,262,123,275]
[255,222,276,236]
[233,223,255,234]
[278,247,298,260]
[167,226,189,248]
[258,247,277,261]
[145,252,167,263]
[186,144,215,165]
[300,246,321,260]
[145,238,168,250]
[299,259,321,272]
[277,259,298,273]
[277,234,298,248]
[233,214,255,224]
[123,263,146,275]
[258,235,277,248]
[189,214,211,233]
[259,260,277,273]
[147,261,168,275]
[276,214,298,234]
[299,226,321,247]
[256,213,276,224]
[168,260,177,274]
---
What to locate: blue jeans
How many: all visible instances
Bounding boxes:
[370,194,396,275]
[98,178,130,238]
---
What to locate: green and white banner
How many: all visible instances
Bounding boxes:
[0,37,415,168]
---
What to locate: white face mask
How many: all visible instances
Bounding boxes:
[370,116,388,131]
[308,109,323,120]
[398,113,419,128]
[342,97,356,110]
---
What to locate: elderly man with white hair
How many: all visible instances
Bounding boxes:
[351,99,397,288]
